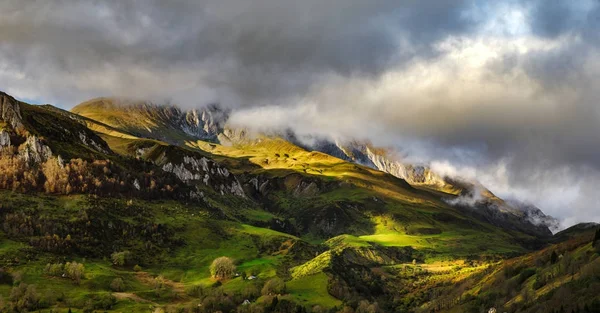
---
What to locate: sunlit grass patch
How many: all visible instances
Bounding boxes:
[287,273,342,308]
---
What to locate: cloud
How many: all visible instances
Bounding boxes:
[229,31,600,228]
[0,0,479,107]
[1,0,600,228]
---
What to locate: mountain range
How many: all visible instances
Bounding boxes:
[0,91,598,313]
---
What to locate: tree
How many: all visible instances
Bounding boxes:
[261,278,286,296]
[210,257,236,280]
[10,283,40,312]
[65,261,85,284]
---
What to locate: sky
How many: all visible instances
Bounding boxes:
[1,0,600,228]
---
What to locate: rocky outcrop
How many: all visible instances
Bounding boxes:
[242,173,326,199]
[78,131,110,154]
[364,146,446,186]
[181,104,229,141]
[505,199,560,233]
[160,155,245,197]
[0,130,10,147]
[0,92,24,129]
[19,136,52,163]
[311,139,448,188]
[218,127,249,145]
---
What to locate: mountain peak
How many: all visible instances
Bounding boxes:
[72,98,229,144]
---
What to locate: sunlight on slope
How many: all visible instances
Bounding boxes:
[188,137,436,205]
[287,273,343,308]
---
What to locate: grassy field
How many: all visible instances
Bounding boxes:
[0,191,311,311]
[287,273,342,308]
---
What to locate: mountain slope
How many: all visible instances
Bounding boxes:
[72,98,228,144]
[0,92,573,313]
[72,98,555,238]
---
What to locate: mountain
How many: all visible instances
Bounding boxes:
[554,222,600,241]
[71,98,556,238]
[0,92,584,313]
[72,98,230,144]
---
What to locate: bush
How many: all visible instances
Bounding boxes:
[45,261,85,284]
[133,264,142,272]
[44,263,64,276]
[96,293,117,310]
[111,251,132,266]
[210,257,236,280]
[10,283,40,312]
[65,261,85,285]
[110,277,125,292]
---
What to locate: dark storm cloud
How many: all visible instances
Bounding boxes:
[0,0,479,106]
[527,0,600,40]
[528,0,580,38]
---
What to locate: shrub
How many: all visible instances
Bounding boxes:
[45,261,84,284]
[10,283,40,312]
[94,293,117,310]
[111,251,132,266]
[110,277,125,292]
[65,261,85,284]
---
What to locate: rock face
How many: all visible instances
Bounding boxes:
[0,130,10,147]
[0,92,24,130]
[143,149,245,198]
[364,146,446,187]
[505,199,560,233]
[19,136,52,163]
[180,104,229,141]
[133,103,229,143]
[311,139,447,188]
[78,131,109,154]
